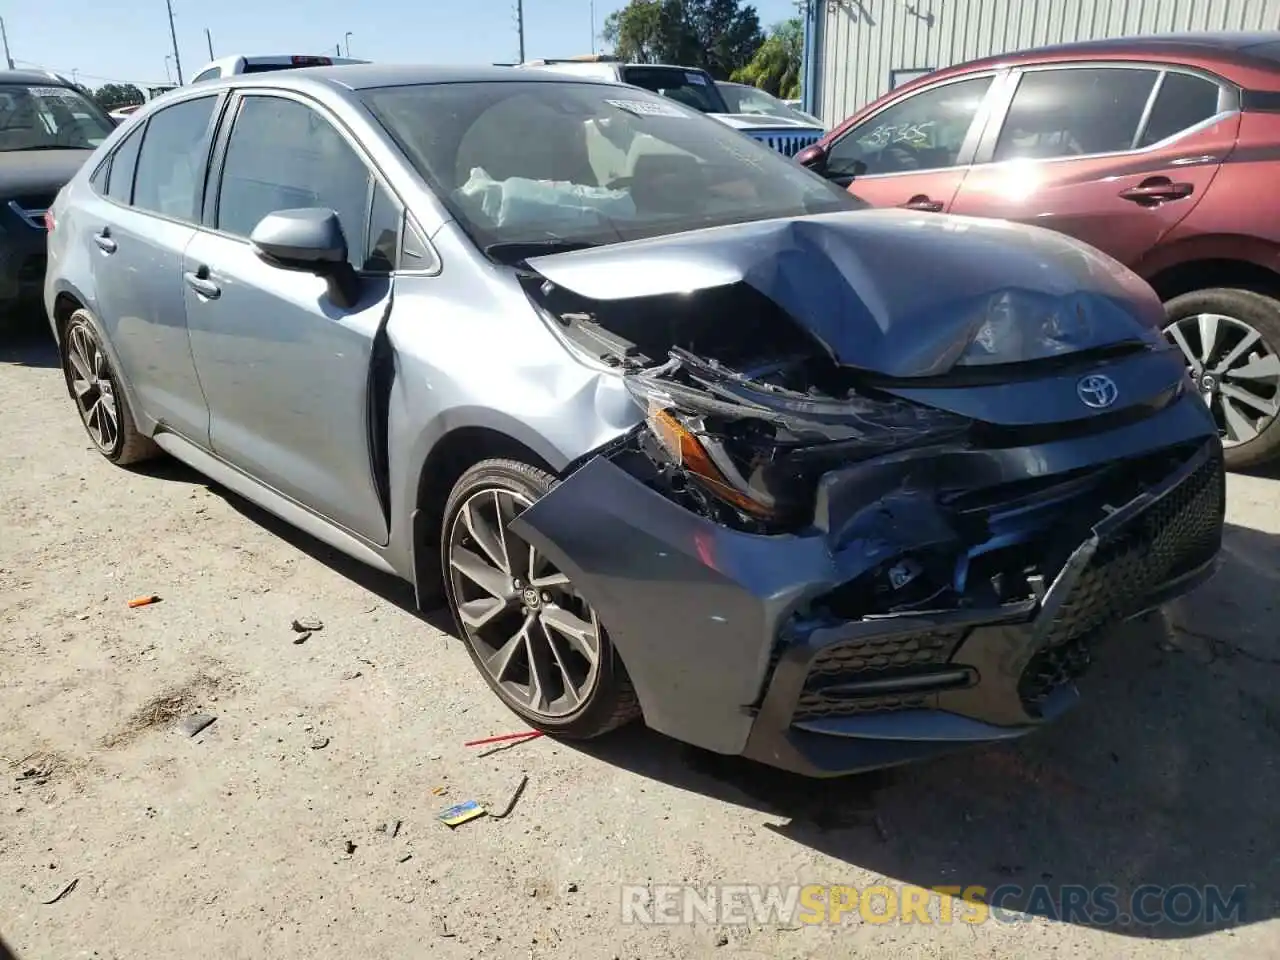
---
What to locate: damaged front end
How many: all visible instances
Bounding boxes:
[508,213,1226,776]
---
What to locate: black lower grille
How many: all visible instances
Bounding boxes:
[793,627,967,721]
[1019,634,1092,709]
[1019,446,1224,711]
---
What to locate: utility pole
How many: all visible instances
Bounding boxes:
[590,0,595,54]
[335,43,341,56]
[164,0,184,83]
[0,17,13,70]
[344,32,352,57]
[205,28,214,60]
[515,0,525,63]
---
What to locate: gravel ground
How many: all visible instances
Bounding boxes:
[2,329,1279,960]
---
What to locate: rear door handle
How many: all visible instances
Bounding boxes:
[184,270,221,300]
[1119,178,1194,205]
[901,194,944,213]
[93,230,116,254]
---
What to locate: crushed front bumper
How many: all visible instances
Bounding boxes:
[510,396,1225,777]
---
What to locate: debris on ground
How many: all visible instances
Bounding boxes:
[398,853,413,863]
[343,840,356,855]
[292,632,311,645]
[563,881,578,893]
[292,616,324,633]
[340,670,362,680]
[438,799,487,828]
[310,736,330,750]
[431,785,448,797]
[375,820,402,838]
[464,730,544,748]
[488,774,529,821]
[40,878,78,905]
[178,714,216,738]
[127,595,161,608]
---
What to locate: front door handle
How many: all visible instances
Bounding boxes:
[901,194,944,213]
[93,230,116,254]
[184,269,221,300]
[1119,177,1194,205]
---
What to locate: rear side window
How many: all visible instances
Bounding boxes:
[132,96,217,221]
[1138,72,1222,147]
[106,124,145,203]
[994,67,1158,161]
[215,95,371,268]
[193,67,221,83]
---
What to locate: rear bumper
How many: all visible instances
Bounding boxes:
[510,394,1225,777]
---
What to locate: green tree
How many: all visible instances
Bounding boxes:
[93,83,145,110]
[603,0,763,78]
[730,17,803,98]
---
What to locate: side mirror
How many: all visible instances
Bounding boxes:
[250,208,361,308]
[795,143,828,174]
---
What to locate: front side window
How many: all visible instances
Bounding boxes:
[994,67,1158,161]
[828,75,993,177]
[216,95,371,269]
[106,124,145,203]
[132,96,216,220]
[1137,72,1222,147]
[0,83,115,151]
[361,80,860,257]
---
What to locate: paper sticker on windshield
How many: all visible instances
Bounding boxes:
[605,98,689,119]
[685,72,707,84]
[29,87,75,98]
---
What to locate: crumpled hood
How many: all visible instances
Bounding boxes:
[526,209,1166,379]
[0,150,93,198]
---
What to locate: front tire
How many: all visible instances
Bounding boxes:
[1163,288,1280,471]
[440,458,640,738]
[61,309,158,466]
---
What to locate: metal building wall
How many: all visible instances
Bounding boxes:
[811,0,1280,126]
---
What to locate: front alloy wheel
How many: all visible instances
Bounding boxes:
[1163,288,1280,470]
[440,459,639,737]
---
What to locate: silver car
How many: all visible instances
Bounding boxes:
[45,65,1224,777]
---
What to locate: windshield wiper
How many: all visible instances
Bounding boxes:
[484,239,598,264]
[2,144,85,152]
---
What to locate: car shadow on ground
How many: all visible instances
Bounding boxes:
[147,454,1279,939]
[0,324,59,369]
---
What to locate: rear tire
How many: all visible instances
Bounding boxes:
[61,309,158,466]
[440,458,640,739]
[1162,288,1280,471]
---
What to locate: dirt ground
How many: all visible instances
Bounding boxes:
[2,327,1279,960]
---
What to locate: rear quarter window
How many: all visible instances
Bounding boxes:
[1138,72,1223,147]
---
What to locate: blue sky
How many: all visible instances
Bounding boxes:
[8,0,801,89]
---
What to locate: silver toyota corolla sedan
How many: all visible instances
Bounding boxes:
[45,65,1224,777]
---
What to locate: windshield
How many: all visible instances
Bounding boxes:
[717,84,818,125]
[617,66,729,114]
[361,80,862,255]
[0,84,115,150]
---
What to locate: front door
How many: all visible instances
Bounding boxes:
[182,92,392,544]
[820,73,1001,212]
[951,65,1236,269]
[86,95,220,443]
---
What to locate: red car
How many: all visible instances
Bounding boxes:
[797,31,1280,469]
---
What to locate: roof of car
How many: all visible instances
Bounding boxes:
[0,69,77,86]
[210,62,617,91]
[959,30,1280,72]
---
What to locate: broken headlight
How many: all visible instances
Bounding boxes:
[623,368,970,527]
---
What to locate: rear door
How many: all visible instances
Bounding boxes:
[84,94,221,443]
[182,91,395,544]
[951,63,1238,269]
[817,72,1005,212]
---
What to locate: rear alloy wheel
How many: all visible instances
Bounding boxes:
[1163,288,1280,471]
[61,309,158,465]
[440,458,640,738]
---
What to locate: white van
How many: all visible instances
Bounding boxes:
[189,54,368,84]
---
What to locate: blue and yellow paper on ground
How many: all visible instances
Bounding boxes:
[438,799,487,827]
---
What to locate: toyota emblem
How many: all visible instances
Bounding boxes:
[1076,374,1119,409]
